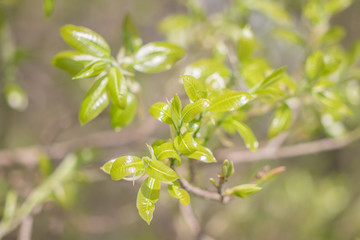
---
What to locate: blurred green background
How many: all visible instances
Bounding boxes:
[1,0,360,239]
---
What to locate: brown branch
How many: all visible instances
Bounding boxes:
[0,117,159,168]
[215,127,360,164]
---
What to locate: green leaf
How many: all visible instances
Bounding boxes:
[252,67,287,92]
[43,0,55,18]
[255,166,286,185]
[168,181,190,206]
[144,157,179,182]
[2,190,18,223]
[274,28,305,46]
[181,99,210,123]
[107,67,128,109]
[237,26,256,62]
[226,120,258,151]
[149,102,172,124]
[224,184,262,198]
[305,51,324,80]
[174,133,198,154]
[109,156,144,181]
[100,159,114,175]
[268,103,292,138]
[109,93,137,131]
[209,90,254,112]
[52,51,99,75]
[153,142,181,164]
[79,76,109,125]
[184,59,231,90]
[122,13,142,54]
[314,91,351,118]
[170,94,182,126]
[136,177,160,225]
[186,145,216,163]
[61,25,111,58]
[133,42,185,73]
[181,75,206,101]
[72,60,108,79]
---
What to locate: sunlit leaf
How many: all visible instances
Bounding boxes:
[72,60,108,79]
[61,25,111,58]
[107,67,128,109]
[149,102,172,124]
[252,67,287,92]
[100,159,115,175]
[2,191,18,223]
[109,156,144,181]
[168,181,190,206]
[209,90,253,112]
[224,184,262,198]
[314,91,352,118]
[133,42,185,73]
[274,28,305,46]
[181,75,207,102]
[237,26,256,62]
[170,94,182,126]
[305,51,324,80]
[79,76,109,125]
[174,133,198,154]
[136,177,160,225]
[109,93,137,131]
[144,157,179,182]
[153,142,181,164]
[225,120,258,151]
[122,13,142,54]
[181,99,210,123]
[52,51,99,75]
[186,145,216,163]
[268,103,292,138]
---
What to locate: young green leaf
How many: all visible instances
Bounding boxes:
[181,75,206,101]
[2,190,18,223]
[107,67,128,109]
[168,181,190,206]
[122,13,142,54]
[109,93,137,131]
[153,142,181,164]
[145,158,179,182]
[314,91,352,118]
[149,102,173,124]
[100,159,115,175]
[110,156,144,181]
[133,42,185,73]
[268,103,292,138]
[136,177,160,225]
[61,25,111,58]
[224,184,262,198]
[174,133,198,154]
[170,94,182,126]
[72,60,108,79]
[305,51,324,80]
[79,76,109,125]
[237,26,256,62]
[226,120,259,151]
[181,99,210,123]
[52,51,100,75]
[186,145,216,163]
[43,0,55,18]
[253,67,287,91]
[209,90,253,112]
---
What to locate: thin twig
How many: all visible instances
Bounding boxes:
[216,127,360,164]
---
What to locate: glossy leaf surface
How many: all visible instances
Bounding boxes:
[109,93,137,131]
[52,51,99,75]
[224,184,262,198]
[186,145,216,163]
[149,102,172,124]
[209,91,253,112]
[72,60,108,79]
[174,133,198,154]
[168,181,190,206]
[153,142,181,163]
[268,103,292,138]
[108,67,128,109]
[181,99,210,123]
[79,76,109,125]
[61,25,111,57]
[136,177,160,225]
[181,75,206,101]
[171,94,182,126]
[110,156,144,181]
[133,42,185,73]
[228,120,258,151]
[145,158,179,182]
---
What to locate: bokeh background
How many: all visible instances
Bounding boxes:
[1,0,360,239]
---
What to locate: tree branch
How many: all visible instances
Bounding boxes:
[215,127,360,163]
